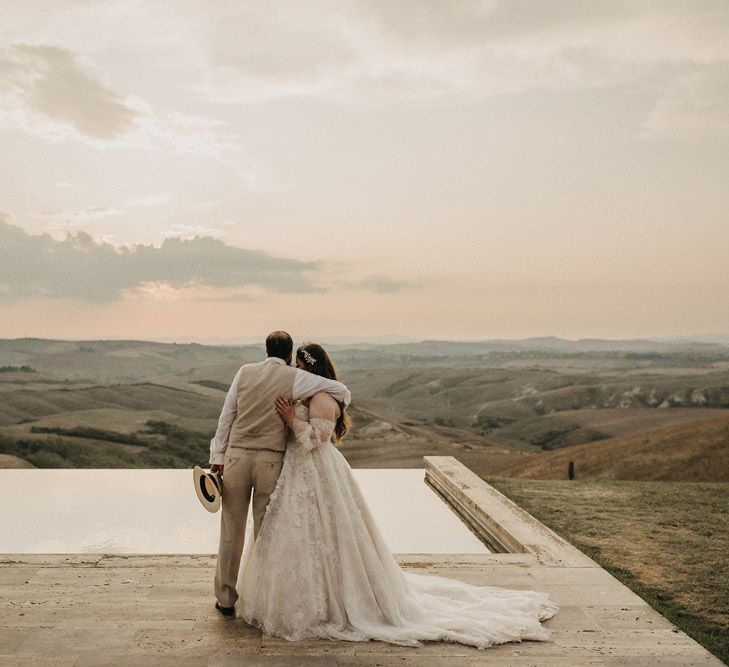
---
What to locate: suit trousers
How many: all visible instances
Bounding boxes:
[214,447,284,607]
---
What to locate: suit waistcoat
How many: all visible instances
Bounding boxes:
[228,360,297,452]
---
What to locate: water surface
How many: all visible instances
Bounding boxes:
[0,469,487,554]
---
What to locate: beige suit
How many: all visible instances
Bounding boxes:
[214,359,297,607]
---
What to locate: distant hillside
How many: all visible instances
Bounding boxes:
[500,415,729,482]
[0,338,261,381]
[346,365,729,451]
[1,336,728,476]
[2,336,729,379]
[410,336,729,354]
[0,453,34,468]
[0,382,222,428]
[341,405,527,476]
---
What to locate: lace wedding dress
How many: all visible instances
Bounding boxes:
[235,402,558,649]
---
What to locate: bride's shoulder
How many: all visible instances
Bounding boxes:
[309,391,341,419]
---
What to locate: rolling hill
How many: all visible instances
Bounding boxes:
[499,415,729,482]
[1,337,727,478]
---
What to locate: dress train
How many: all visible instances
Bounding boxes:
[235,405,558,649]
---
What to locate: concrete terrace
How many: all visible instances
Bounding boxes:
[0,457,722,666]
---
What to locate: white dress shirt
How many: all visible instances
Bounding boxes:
[209,357,352,465]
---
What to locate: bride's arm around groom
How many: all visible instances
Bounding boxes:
[209,348,350,470]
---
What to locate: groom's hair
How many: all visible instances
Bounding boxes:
[265,331,293,360]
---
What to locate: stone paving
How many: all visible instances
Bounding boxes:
[0,552,721,666]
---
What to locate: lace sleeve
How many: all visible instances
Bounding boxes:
[292,417,336,451]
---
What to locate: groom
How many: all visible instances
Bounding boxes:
[209,330,351,616]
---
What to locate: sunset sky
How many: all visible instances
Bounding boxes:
[1,1,728,342]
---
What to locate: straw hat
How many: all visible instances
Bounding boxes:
[193,466,222,512]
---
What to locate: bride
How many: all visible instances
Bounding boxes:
[235,343,558,649]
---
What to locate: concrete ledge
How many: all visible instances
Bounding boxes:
[425,456,598,567]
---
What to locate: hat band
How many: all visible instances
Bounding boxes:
[199,475,216,503]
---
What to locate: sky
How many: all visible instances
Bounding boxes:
[1,0,728,342]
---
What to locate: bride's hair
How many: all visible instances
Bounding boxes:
[296,342,351,442]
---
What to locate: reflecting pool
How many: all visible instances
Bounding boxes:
[0,469,488,554]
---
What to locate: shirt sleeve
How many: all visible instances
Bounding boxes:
[292,369,351,406]
[209,368,241,465]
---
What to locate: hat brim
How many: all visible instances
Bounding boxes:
[193,466,222,513]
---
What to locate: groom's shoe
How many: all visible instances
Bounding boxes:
[215,601,236,618]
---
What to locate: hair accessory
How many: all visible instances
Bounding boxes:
[301,348,317,366]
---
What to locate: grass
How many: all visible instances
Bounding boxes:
[29,425,150,445]
[0,421,210,468]
[499,414,729,481]
[486,477,729,665]
[192,379,229,392]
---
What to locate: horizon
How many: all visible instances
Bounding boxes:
[2,2,728,340]
[2,332,729,347]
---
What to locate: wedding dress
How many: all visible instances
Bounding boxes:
[235,402,558,649]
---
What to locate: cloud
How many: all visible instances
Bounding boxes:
[188,0,729,143]
[346,274,413,294]
[194,0,729,115]
[26,194,175,235]
[121,105,244,156]
[209,3,359,82]
[30,206,125,230]
[28,192,175,233]
[0,43,244,156]
[0,43,137,139]
[642,65,729,139]
[124,191,175,208]
[162,223,226,240]
[0,219,322,302]
[4,3,728,143]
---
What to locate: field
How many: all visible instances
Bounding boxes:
[488,478,729,664]
[1,337,728,476]
[499,413,729,481]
